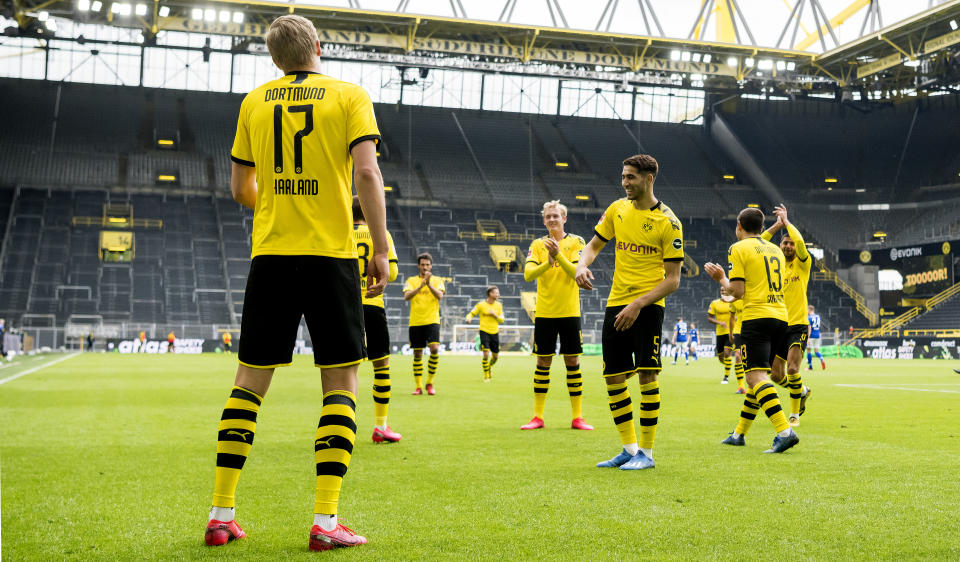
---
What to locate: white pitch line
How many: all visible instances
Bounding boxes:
[835,383,960,394]
[0,353,80,386]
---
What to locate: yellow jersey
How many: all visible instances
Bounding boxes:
[761,224,811,326]
[730,299,744,334]
[727,236,788,322]
[404,275,446,326]
[353,224,399,308]
[707,298,732,335]
[231,71,381,259]
[467,300,504,334]
[525,234,584,318]
[594,199,684,308]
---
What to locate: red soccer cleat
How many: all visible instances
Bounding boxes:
[205,519,246,546]
[735,387,746,394]
[372,426,402,443]
[425,383,436,395]
[521,416,544,430]
[411,387,422,395]
[571,417,594,430]
[309,523,367,551]
[821,360,826,370]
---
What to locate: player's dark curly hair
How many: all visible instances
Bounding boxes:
[737,208,765,234]
[622,154,658,177]
[417,252,433,264]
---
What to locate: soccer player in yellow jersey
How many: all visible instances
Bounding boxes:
[728,297,747,393]
[760,205,812,426]
[205,15,388,551]
[705,208,800,454]
[576,154,683,470]
[465,286,504,381]
[707,291,734,383]
[404,253,445,395]
[353,198,402,444]
[523,200,593,431]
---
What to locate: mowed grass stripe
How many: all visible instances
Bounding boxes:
[1,354,958,560]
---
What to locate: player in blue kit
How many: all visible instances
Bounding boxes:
[671,316,689,365]
[687,323,699,361]
[806,305,826,371]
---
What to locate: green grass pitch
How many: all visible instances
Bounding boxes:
[2,352,959,560]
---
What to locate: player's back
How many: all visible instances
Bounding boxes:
[728,237,787,322]
[233,72,379,259]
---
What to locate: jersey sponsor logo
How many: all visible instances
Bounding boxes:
[616,240,659,255]
[890,246,922,261]
[672,238,682,250]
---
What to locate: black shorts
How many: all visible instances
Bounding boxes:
[364,305,390,362]
[739,318,788,373]
[715,333,730,354]
[409,323,440,349]
[733,333,742,349]
[783,324,809,357]
[533,317,583,356]
[602,304,664,376]
[479,331,500,354]
[238,255,365,369]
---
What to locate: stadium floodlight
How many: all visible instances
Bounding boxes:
[722,174,735,181]
[158,5,169,17]
[91,0,102,11]
[38,10,49,21]
[575,195,590,201]
[904,58,920,67]
[747,203,759,208]
[726,56,737,67]
[758,59,773,70]
[745,57,755,66]
[135,3,147,16]
[786,61,796,71]
[191,8,202,19]
[232,11,244,24]
[670,50,681,61]
[157,174,176,182]
[218,10,229,23]
[692,53,702,63]
[555,162,569,168]
[775,61,786,71]
[383,185,394,191]
[680,51,691,62]
[825,177,838,183]
[157,139,174,146]
[204,8,215,22]
[856,188,866,193]
[110,3,120,13]
[78,0,91,11]
[950,20,958,31]
[46,18,58,31]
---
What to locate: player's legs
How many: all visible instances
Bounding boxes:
[409,325,426,393]
[812,339,825,369]
[557,318,589,427]
[527,318,558,427]
[689,342,697,361]
[424,324,440,393]
[733,347,746,392]
[481,348,491,380]
[728,320,793,444]
[370,356,399,439]
[716,335,731,383]
[785,344,806,423]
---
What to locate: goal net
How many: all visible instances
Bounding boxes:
[449,324,535,355]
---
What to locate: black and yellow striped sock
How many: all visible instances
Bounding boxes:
[787,371,804,416]
[372,365,390,427]
[753,381,789,432]
[213,386,261,508]
[482,357,490,379]
[734,392,759,436]
[412,356,423,389]
[426,354,438,385]
[566,364,583,419]
[606,379,637,446]
[638,380,659,450]
[735,362,745,389]
[722,356,731,378]
[314,390,357,515]
[533,367,550,418]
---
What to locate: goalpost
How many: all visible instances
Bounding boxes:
[449,324,535,356]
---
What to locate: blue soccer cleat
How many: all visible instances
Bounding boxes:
[763,429,799,453]
[596,448,633,468]
[721,432,745,446]
[619,450,655,471]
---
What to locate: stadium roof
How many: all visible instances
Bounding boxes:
[5,0,960,93]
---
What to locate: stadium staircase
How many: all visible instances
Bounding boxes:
[851,281,960,340]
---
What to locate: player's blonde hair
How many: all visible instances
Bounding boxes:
[541,200,568,217]
[265,15,319,73]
